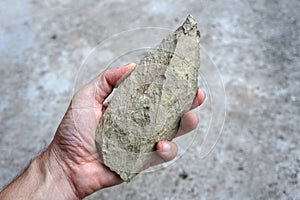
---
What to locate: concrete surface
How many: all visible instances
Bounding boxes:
[0,0,299,199]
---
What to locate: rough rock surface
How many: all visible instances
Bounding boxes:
[95,15,200,181]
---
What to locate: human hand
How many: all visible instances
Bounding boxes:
[44,63,206,198]
[0,63,205,200]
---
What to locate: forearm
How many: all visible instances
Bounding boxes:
[0,148,78,200]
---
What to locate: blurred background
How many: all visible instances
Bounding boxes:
[0,0,299,199]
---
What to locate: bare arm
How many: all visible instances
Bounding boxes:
[0,63,205,199]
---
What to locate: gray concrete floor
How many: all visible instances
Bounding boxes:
[1,0,299,199]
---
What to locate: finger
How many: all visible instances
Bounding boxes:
[155,140,178,162]
[141,141,178,171]
[94,63,136,104]
[136,141,178,172]
[191,89,206,109]
[176,111,199,137]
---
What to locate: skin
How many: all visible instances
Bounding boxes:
[0,63,205,199]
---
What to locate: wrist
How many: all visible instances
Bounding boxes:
[34,147,79,200]
[0,147,79,200]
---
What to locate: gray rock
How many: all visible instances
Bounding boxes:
[95,15,200,181]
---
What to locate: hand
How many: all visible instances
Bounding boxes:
[0,63,205,200]
[50,63,205,198]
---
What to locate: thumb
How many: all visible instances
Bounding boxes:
[94,63,136,104]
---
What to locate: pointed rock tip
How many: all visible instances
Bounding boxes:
[186,14,197,26]
[181,14,198,34]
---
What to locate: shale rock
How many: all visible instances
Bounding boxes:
[95,15,200,181]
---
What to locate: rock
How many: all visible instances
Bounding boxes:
[95,14,200,181]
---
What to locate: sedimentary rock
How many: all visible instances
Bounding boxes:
[95,14,200,181]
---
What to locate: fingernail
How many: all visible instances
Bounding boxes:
[163,142,171,152]
[128,63,137,68]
